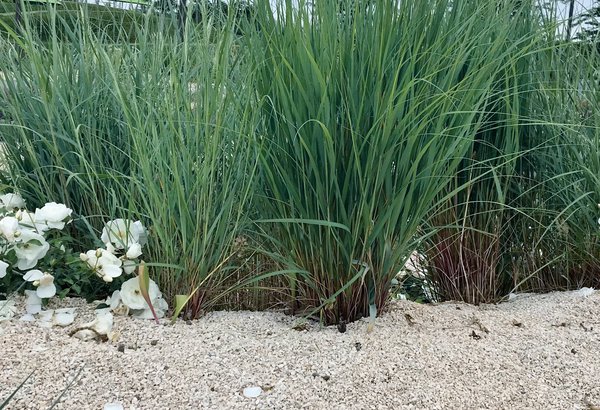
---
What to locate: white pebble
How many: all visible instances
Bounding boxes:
[243,386,262,398]
[103,402,124,410]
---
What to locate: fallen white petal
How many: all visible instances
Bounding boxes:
[107,330,121,343]
[53,308,77,327]
[37,310,54,327]
[79,309,114,335]
[71,329,97,341]
[24,290,42,314]
[112,304,129,316]
[0,299,17,321]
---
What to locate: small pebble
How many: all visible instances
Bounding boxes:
[103,403,124,410]
[470,330,481,340]
[243,386,262,398]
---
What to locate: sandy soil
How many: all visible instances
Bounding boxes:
[1,290,600,410]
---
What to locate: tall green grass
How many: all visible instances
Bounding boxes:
[247,0,546,324]
[0,6,261,313]
[0,0,156,41]
[110,17,261,314]
[506,36,600,293]
[421,0,540,304]
[0,0,597,321]
[422,3,600,302]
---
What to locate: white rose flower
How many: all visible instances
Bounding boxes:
[131,296,168,319]
[105,290,129,316]
[24,270,56,298]
[101,219,147,250]
[14,230,50,270]
[120,276,161,311]
[34,202,73,230]
[122,259,137,275]
[0,260,8,278]
[0,193,26,209]
[83,248,123,281]
[125,242,142,259]
[16,209,47,234]
[0,216,19,241]
[105,241,116,255]
[37,273,57,298]
[23,269,44,281]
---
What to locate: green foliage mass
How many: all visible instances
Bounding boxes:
[0,0,598,324]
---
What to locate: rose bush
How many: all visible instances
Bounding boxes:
[0,194,69,299]
[0,193,167,325]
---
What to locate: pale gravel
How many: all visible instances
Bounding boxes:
[1,291,600,410]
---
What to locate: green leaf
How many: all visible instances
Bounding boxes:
[138,261,159,324]
[170,293,195,324]
[256,218,351,233]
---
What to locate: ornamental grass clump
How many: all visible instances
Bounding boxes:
[0,11,140,232]
[505,36,600,292]
[248,0,541,324]
[0,7,260,314]
[108,13,261,316]
[423,5,600,301]
[421,0,540,304]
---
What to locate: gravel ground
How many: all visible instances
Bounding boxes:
[1,290,600,410]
